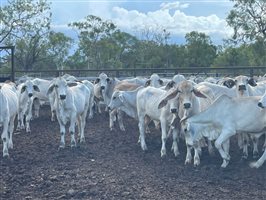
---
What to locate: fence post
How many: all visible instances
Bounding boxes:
[250,68,254,77]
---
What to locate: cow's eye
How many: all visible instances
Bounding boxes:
[113,96,116,100]
[55,85,58,88]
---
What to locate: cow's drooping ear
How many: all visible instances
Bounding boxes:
[118,94,124,103]
[159,79,164,86]
[248,78,257,87]
[47,84,55,95]
[94,78,100,84]
[21,85,27,93]
[158,89,180,109]
[192,88,207,98]
[33,85,40,92]
[67,82,78,87]
[165,81,175,90]
[145,80,151,87]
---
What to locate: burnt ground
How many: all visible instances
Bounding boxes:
[0,105,265,200]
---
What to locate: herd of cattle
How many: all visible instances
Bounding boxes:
[0,72,266,169]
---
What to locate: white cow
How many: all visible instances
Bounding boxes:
[81,80,95,119]
[0,82,19,157]
[158,80,208,165]
[230,75,266,158]
[108,81,140,131]
[93,73,120,113]
[122,77,148,86]
[137,86,180,157]
[258,89,266,108]
[164,74,186,90]
[108,86,156,135]
[31,78,56,121]
[47,77,91,149]
[145,73,164,88]
[181,95,266,168]
[17,80,40,133]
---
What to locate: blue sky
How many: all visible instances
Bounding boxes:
[1,0,234,45]
[49,0,234,45]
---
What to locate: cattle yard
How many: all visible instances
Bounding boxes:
[0,105,265,200]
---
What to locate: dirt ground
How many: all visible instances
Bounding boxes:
[0,105,265,200]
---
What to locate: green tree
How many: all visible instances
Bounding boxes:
[47,31,73,70]
[185,31,217,68]
[69,15,117,69]
[227,0,266,42]
[0,0,51,44]
[1,0,52,70]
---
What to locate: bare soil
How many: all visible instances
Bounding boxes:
[0,105,265,200]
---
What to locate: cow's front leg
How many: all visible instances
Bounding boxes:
[171,127,180,157]
[69,118,76,148]
[117,109,125,131]
[194,145,201,166]
[8,115,16,149]
[59,123,66,149]
[109,109,116,131]
[138,116,147,151]
[160,120,167,157]
[33,98,40,118]
[25,113,32,133]
[185,145,192,164]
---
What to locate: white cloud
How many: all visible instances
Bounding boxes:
[112,4,233,39]
[50,1,233,43]
[160,2,189,10]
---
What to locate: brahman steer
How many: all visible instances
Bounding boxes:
[17,80,40,133]
[158,80,208,166]
[31,78,56,121]
[108,86,153,134]
[137,86,180,157]
[108,81,140,131]
[47,77,91,149]
[258,89,266,108]
[145,73,164,88]
[181,95,266,168]
[229,75,266,159]
[93,72,120,114]
[0,82,19,157]
[81,80,95,119]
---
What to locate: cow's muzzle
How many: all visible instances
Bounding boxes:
[184,103,191,109]
[258,102,264,108]
[238,85,246,91]
[171,108,177,113]
[60,95,66,100]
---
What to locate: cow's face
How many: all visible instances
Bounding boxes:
[54,77,68,100]
[234,75,257,97]
[158,81,206,112]
[222,78,235,88]
[108,91,123,111]
[21,80,40,97]
[178,81,194,109]
[145,74,163,88]
[258,92,266,108]
[95,73,110,91]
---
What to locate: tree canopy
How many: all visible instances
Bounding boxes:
[0,0,265,74]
